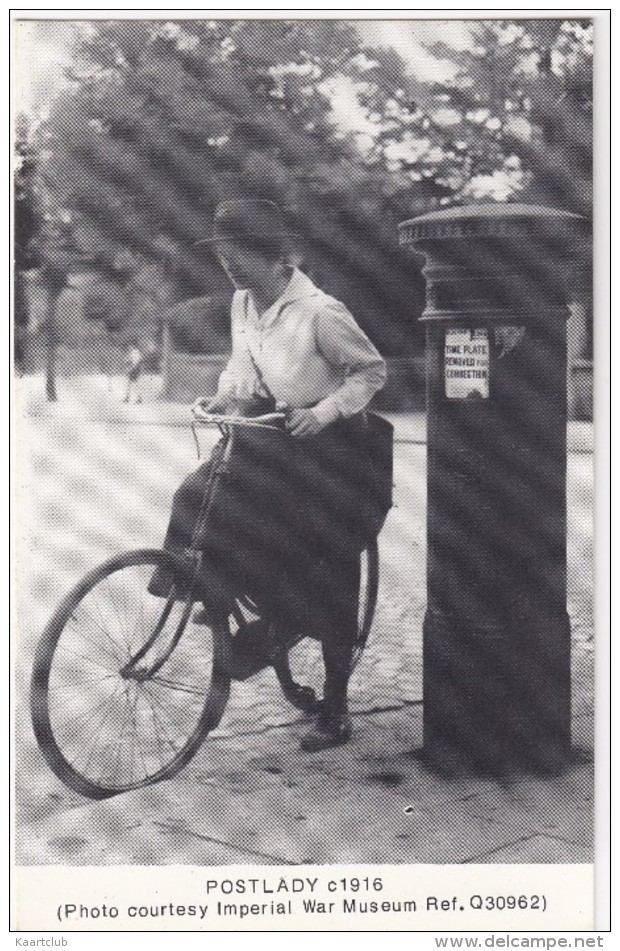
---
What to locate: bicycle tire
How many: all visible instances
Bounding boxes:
[273,541,379,712]
[31,549,232,800]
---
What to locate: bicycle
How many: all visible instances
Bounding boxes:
[30,411,380,800]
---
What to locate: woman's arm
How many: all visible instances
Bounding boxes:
[310,302,387,429]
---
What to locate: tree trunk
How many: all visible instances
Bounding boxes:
[14,270,28,376]
[45,283,61,402]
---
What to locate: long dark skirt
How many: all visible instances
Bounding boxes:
[154,419,368,652]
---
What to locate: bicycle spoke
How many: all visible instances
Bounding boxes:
[117,570,142,651]
[110,683,143,783]
[54,643,120,675]
[105,576,132,659]
[72,681,123,776]
[68,606,126,666]
[143,682,195,745]
[112,685,134,783]
[142,684,181,758]
[98,691,163,782]
[149,675,206,697]
[142,688,167,769]
[129,589,147,654]
[125,683,146,784]
[89,684,133,788]
[85,595,127,662]
[132,690,154,782]
[48,673,117,695]
[52,679,119,746]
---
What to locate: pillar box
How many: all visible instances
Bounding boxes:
[398,203,589,775]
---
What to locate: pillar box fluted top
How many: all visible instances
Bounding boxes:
[399,202,583,240]
[399,203,588,325]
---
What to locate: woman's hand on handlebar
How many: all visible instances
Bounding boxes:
[191,394,236,419]
[192,396,326,436]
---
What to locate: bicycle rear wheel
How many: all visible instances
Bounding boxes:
[273,542,379,713]
[31,549,231,799]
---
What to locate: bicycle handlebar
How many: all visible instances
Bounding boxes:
[191,409,287,431]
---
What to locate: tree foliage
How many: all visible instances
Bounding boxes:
[15,115,42,369]
[15,115,40,272]
[35,20,427,352]
[28,17,592,353]
[416,19,592,213]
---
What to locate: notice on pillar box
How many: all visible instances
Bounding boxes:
[445,328,490,399]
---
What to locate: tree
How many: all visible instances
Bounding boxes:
[33,17,593,361]
[37,19,428,355]
[36,217,82,401]
[14,114,40,372]
[416,19,593,214]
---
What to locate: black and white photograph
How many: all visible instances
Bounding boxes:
[12,10,602,932]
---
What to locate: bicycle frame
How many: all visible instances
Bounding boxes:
[121,411,289,682]
[189,409,288,563]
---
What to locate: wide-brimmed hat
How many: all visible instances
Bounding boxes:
[194,199,299,246]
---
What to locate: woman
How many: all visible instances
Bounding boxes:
[164,199,387,752]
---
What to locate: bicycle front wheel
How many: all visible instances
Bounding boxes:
[31,549,231,799]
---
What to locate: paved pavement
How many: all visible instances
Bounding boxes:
[14,393,594,866]
[18,702,593,867]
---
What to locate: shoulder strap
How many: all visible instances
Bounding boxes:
[243,293,275,400]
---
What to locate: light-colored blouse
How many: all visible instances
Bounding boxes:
[217,268,387,427]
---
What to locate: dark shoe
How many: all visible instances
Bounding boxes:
[300,713,352,753]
